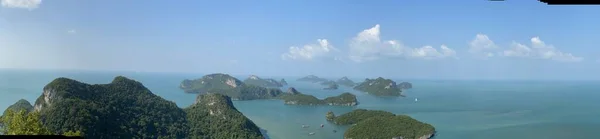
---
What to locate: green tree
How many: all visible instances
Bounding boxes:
[0,109,51,135]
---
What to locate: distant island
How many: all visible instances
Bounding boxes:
[180,73,284,100]
[0,76,266,138]
[336,77,356,87]
[279,79,288,86]
[296,75,329,83]
[320,80,339,90]
[326,109,435,139]
[398,82,413,89]
[243,75,284,88]
[353,77,404,97]
[279,87,357,106]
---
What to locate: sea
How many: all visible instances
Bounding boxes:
[1,69,600,139]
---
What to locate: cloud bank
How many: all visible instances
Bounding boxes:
[1,0,42,10]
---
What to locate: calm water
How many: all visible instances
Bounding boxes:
[1,70,600,139]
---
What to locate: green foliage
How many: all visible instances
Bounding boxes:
[325,111,335,121]
[180,73,244,93]
[2,99,33,117]
[180,74,284,100]
[344,115,435,139]
[63,130,83,136]
[281,91,357,106]
[332,109,395,125]
[323,93,357,105]
[185,94,263,139]
[297,75,329,83]
[243,75,283,88]
[36,76,188,138]
[336,77,356,87]
[353,77,403,96]
[0,109,52,135]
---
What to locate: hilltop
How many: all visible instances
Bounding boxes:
[243,75,284,88]
[336,77,356,87]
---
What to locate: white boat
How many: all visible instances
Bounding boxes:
[309,132,315,135]
[415,98,418,102]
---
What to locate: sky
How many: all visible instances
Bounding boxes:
[1,0,600,80]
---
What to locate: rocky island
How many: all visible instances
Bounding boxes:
[180,73,284,100]
[297,75,329,83]
[0,76,266,138]
[398,81,413,89]
[327,109,435,139]
[320,80,339,90]
[279,88,357,106]
[243,75,284,88]
[353,77,403,97]
[336,77,356,87]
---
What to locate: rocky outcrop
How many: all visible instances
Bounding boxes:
[398,82,413,89]
[243,75,283,88]
[279,79,288,86]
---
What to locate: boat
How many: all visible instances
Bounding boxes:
[309,132,315,135]
[320,124,324,128]
[415,98,418,102]
[301,125,309,128]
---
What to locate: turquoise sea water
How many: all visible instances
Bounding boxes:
[1,70,600,139]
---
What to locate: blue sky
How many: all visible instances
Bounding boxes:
[0,0,599,80]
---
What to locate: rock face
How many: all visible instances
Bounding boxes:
[297,75,329,83]
[336,77,356,87]
[279,88,357,106]
[334,109,436,139]
[325,111,335,121]
[398,82,413,89]
[180,73,284,100]
[353,77,403,97]
[3,99,33,116]
[20,76,265,139]
[185,93,264,139]
[243,75,284,88]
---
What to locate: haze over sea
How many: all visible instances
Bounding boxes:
[1,69,599,139]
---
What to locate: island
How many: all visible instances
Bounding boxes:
[3,99,33,117]
[13,76,266,138]
[279,87,357,106]
[327,109,436,139]
[296,75,329,83]
[336,77,356,87]
[279,79,288,86]
[180,73,285,100]
[320,80,339,90]
[353,77,403,97]
[398,82,413,89]
[243,75,284,88]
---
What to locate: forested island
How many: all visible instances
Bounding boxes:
[297,75,329,83]
[243,75,284,88]
[336,77,356,87]
[398,82,413,89]
[354,77,404,97]
[320,81,339,90]
[279,88,357,106]
[180,73,284,100]
[1,76,264,138]
[326,109,435,139]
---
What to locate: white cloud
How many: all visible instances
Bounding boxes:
[1,0,42,10]
[468,34,498,58]
[281,39,338,61]
[348,24,458,62]
[502,37,583,62]
[67,29,76,34]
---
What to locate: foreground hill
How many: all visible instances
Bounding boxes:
[353,77,403,97]
[26,76,263,138]
[3,99,34,117]
[279,88,357,106]
[180,73,284,100]
[327,109,436,139]
[185,93,263,139]
[243,75,284,88]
